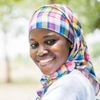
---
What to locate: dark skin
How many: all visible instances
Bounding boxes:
[29,28,71,75]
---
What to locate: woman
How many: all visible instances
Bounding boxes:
[29,4,100,100]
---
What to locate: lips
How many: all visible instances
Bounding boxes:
[38,57,55,66]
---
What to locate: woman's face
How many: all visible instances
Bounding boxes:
[29,28,70,75]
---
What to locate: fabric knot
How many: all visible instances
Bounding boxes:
[41,75,53,88]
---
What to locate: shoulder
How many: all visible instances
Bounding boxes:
[42,69,95,100]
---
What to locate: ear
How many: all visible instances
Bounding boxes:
[66,40,71,47]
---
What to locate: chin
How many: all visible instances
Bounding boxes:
[41,69,55,75]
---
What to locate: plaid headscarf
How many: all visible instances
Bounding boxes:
[29,4,100,99]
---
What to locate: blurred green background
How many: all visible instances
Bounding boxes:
[0,0,100,100]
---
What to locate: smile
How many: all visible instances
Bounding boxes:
[38,57,54,66]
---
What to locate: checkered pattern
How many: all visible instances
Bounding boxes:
[29,4,100,99]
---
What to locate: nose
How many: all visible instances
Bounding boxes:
[37,45,48,56]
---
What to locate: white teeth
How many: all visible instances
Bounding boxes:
[39,58,54,63]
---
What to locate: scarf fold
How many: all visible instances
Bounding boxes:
[29,4,100,100]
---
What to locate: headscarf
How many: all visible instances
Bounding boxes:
[29,4,100,99]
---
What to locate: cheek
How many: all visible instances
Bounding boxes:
[30,49,36,60]
[51,43,69,58]
[52,42,70,60]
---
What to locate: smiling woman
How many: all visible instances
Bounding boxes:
[29,4,100,100]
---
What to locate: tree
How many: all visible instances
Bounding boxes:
[0,4,13,82]
[50,0,55,4]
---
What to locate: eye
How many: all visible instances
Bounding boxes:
[45,39,56,45]
[30,42,38,49]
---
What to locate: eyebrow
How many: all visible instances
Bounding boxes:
[29,34,57,41]
[29,38,34,41]
[43,34,57,39]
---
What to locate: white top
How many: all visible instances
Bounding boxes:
[33,69,96,100]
